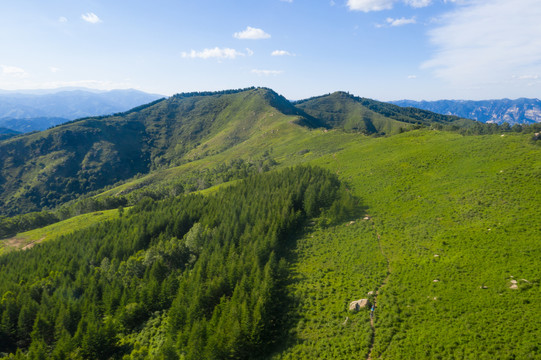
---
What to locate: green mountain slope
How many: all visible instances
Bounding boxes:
[3,87,465,216]
[0,88,316,216]
[309,131,540,359]
[295,91,474,135]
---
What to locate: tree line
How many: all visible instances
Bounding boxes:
[0,166,359,359]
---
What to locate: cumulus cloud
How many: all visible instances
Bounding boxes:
[347,0,431,11]
[251,69,283,76]
[181,47,246,60]
[422,0,541,87]
[405,0,431,7]
[383,17,416,26]
[1,65,29,78]
[81,12,101,24]
[271,50,293,56]
[50,67,60,73]
[58,16,68,23]
[234,26,271,40]
[347,0,394,12]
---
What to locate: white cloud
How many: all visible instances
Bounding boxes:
[347,0,431,11]
[347,0,394,12]
[251,69,283,76]
[280,0,293,2]
[376,16,416,27]
[50,67,60,73]
[234,26,271,40]
[422,0,541,88]
[1,65,29,78]
[405,0,431,7]
[271,50,293,56]
[58,16,68,23]
[81,12,101,24]
[408,75,417,79]
[246,48,254,56]
[386,17,416,26]
[181,47,246,60]
[513,74,540,80]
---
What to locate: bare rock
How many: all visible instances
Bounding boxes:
[349,299,369,312]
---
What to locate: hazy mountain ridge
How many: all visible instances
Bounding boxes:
[0,127,20,140]
[0,88,164,132]
[391,98,541,125]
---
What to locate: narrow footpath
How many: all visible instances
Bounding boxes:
[367,226,391,360]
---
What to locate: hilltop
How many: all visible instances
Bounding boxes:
[296,91,474,135]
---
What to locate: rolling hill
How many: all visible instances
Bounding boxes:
[0,87,539,359]
[0,87,465,216]
[296,91,475,135]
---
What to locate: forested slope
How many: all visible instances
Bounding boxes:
[0,88,309,216]
[0,166,358,359]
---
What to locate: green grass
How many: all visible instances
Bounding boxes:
[273,221,387,359]
[3,128,539,358]
[309,130,541,358]
[98,127,359,198]
[0,208,119,255]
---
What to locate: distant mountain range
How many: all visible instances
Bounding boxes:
[0,127,20,140]
[0,88,164,132]
[390,98,541,125]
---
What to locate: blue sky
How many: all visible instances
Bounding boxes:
[0,0,540,100]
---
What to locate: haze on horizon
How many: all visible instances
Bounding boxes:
[1,0,540,101]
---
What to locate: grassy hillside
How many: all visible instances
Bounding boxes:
[296,92,474,135]
[307,131,541,358]
[0,209,119,255]
[0,88,310,216]
[0,87,477,217]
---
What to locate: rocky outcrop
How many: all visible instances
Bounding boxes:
[349,299,370,312]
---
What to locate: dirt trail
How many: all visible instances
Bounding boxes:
[367,226,391,360]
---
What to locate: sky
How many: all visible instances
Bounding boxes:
[0,0,540,101]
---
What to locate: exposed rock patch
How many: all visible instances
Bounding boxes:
[348,298,369,312]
